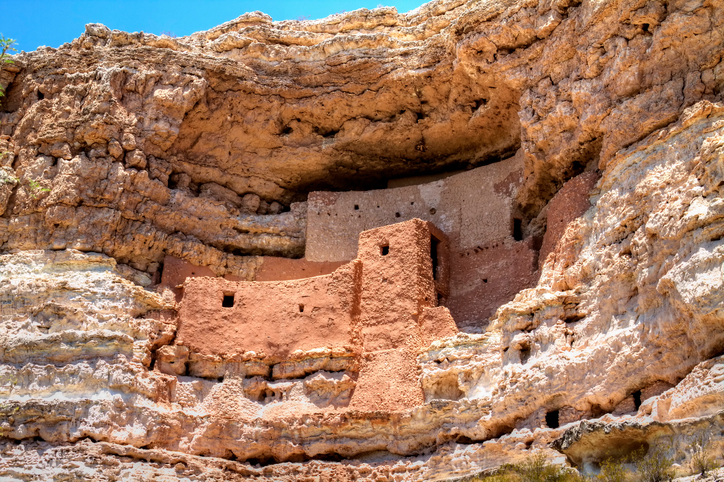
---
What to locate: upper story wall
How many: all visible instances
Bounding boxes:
[356,219,449,352]
[306,153,524,262]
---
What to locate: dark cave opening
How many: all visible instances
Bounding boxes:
[633,390,642,411]
[545,410,560,429]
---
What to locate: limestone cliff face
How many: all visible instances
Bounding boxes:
[1,0,724,480]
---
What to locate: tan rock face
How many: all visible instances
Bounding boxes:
[1,0,724,480]
[1,0,721,274]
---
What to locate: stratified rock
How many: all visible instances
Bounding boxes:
[1,0,724,480]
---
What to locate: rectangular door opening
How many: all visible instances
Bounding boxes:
[431,235,440,280]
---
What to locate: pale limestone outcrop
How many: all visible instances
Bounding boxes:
[646,354,724,422]
[1,102,722,480]
[0,250,175,403]
[1,0,724,480]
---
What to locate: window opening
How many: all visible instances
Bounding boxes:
[520,345,531,364]
[381,245,389,256]
[222,293,235,308]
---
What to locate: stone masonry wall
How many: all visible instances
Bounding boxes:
[307,153,542,329]
[306,153,525,262]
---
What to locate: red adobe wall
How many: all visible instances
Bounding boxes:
[303,154,544,331]
[539,171,600,268]
[447,238,541,326]
[255,257,346,282]
[356,219,448,352]
[349,219,450,410]
[159,255,241,302]
[174,219,456,412]
[176,261,361,361]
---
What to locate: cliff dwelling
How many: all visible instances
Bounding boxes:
[171,219,457,411]
[161,153,551,333]
[2,0,724,480]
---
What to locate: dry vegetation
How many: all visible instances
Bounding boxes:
[453,437,722,482]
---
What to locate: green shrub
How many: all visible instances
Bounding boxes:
[458,453,586,482]
[515,453,579,482]
[596,457,630,482]
[0,35,17,106]
[634,444,674,482]
[689,432,719,476]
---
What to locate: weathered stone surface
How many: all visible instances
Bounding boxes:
[552,412,724,468]
[538,171,600,268]
[1,0,721,274]
[650,354,724,422]
[1,0,724,480]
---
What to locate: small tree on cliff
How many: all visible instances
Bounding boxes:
[0,35,17,107]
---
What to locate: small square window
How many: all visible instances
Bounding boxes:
[381,245,389,256]
[222,293,235,308]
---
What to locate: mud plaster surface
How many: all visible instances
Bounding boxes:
[176,219,454,411]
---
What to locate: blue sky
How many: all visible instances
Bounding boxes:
[1,0,426,53]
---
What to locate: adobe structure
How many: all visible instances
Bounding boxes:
[161,154,545,331]
[306,153,541,328]
[172,219,457,410]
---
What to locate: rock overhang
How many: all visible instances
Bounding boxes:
[1,0,724,479]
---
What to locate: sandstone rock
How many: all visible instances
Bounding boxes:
[85,23,111,39]
[125,149,147,169]
[268,201,283,215]
[199,182,242,209]
[147,155,172,185]
[156,345,189,376]
[538,171,600,269]
[0,166,17,216]
[1,1,724,480]
[211,32,254,52]
[240,193,261,213]
[653,355,724,422]
[121,132,137,151]
[107,138,123,159]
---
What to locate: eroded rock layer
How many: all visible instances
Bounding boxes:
[1,0,724,480]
